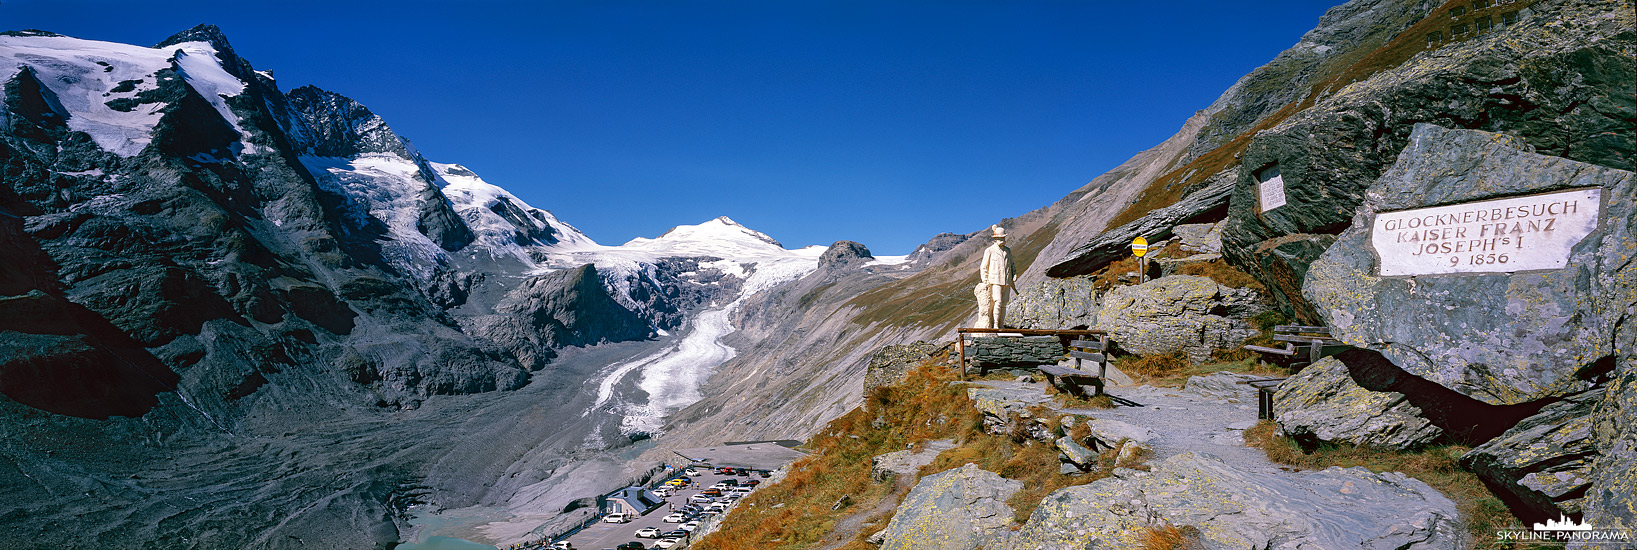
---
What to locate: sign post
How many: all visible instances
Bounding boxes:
[1132,237,1149,283]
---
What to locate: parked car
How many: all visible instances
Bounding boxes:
[687,494,714,504]
[661,529,688,538]
[636,527,661,538]
[604,512,629,523]
[616,543,646,550]
[681,520,701,532]
[655,538,682,549]
[549,542,573,550]
[661,513,686,523]
[745,479,760,487]
[683,468,702,477]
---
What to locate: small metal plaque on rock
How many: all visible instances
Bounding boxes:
[1371,188,1602,276]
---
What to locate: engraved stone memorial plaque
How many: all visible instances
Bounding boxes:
[1257,166,1286,212]
[1370,188,1602,276]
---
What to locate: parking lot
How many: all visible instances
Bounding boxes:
[558,465,769,550]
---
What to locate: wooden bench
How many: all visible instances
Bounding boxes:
[1243,325,1348,372]
[1240,377,1287,420]
[1037,335,1109,397]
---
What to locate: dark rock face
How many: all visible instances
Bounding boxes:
[1222,0,1635,320]
[905,232,972,266]
[1462,389,1601,523]
[818,240,873,270]
[495,264,652,349]
[1046,168,1233,278]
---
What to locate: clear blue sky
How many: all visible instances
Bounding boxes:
[7,1,1337,255]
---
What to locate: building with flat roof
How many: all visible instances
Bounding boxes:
[606,487,664,516]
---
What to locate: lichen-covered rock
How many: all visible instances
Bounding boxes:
[1306,124,1635,406]
[864,341,938,396]
[1181,371,1260,400]
[1584,352,1637,536]
[967,383,1053,436]
[1006,452,1465,550]
[1274,357,1442,451]
[872,440,956,482]
[879,463,1023,550]
[1055,436,1097,470]
[1462,390,1602,520]
[1092,275,1262,363]
[1006,275,1098,330]
[1173,221,1224,254]
[1082,418,1157,449]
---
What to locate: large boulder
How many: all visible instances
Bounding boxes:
[1092,275,1262,362]
[1274,357,1443,451]
[879,463,1023,550]
[1006,452,1466,550]
[1306,124,1634,407]
[1006,275,1099,330]
[1462,389,1602,522]
[1221,0,1635,321]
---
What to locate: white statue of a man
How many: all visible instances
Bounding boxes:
[977,225,1015,329]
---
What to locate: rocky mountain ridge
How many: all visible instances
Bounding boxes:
[0,25,850,549]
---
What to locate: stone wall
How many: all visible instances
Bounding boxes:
[968,336,1064,368]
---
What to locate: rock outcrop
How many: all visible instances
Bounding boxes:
[1005,275,1098,330]
[879,463,1022,550]
[1007,452,1466,550]
[863,341,939,396]
[1046,172,1233,278]
[818,240,874,270]
[1306,124,1633,406]
[1222,0,1635,321]
[871,439,956,482]
[1274,357,1443,451]
[1462,390,1602,522]
[1091,275,1262,362]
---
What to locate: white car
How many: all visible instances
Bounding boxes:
[681,520,701,532]
[652,486,674,497]
[549,542,573,550]
[655,538,681,549]
[636,526,661,538]
[684,468,702,477]
[662,513,686,523]
[687,494,714,504]
[603,512,629,523]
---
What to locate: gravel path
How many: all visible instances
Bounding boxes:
[975,371,1282,473]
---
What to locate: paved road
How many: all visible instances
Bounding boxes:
[561,467,766,550]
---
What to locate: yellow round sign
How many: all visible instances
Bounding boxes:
[1132,237,1149,257]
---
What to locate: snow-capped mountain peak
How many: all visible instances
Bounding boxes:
[0,30,253,157]
[619,216,789,259]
